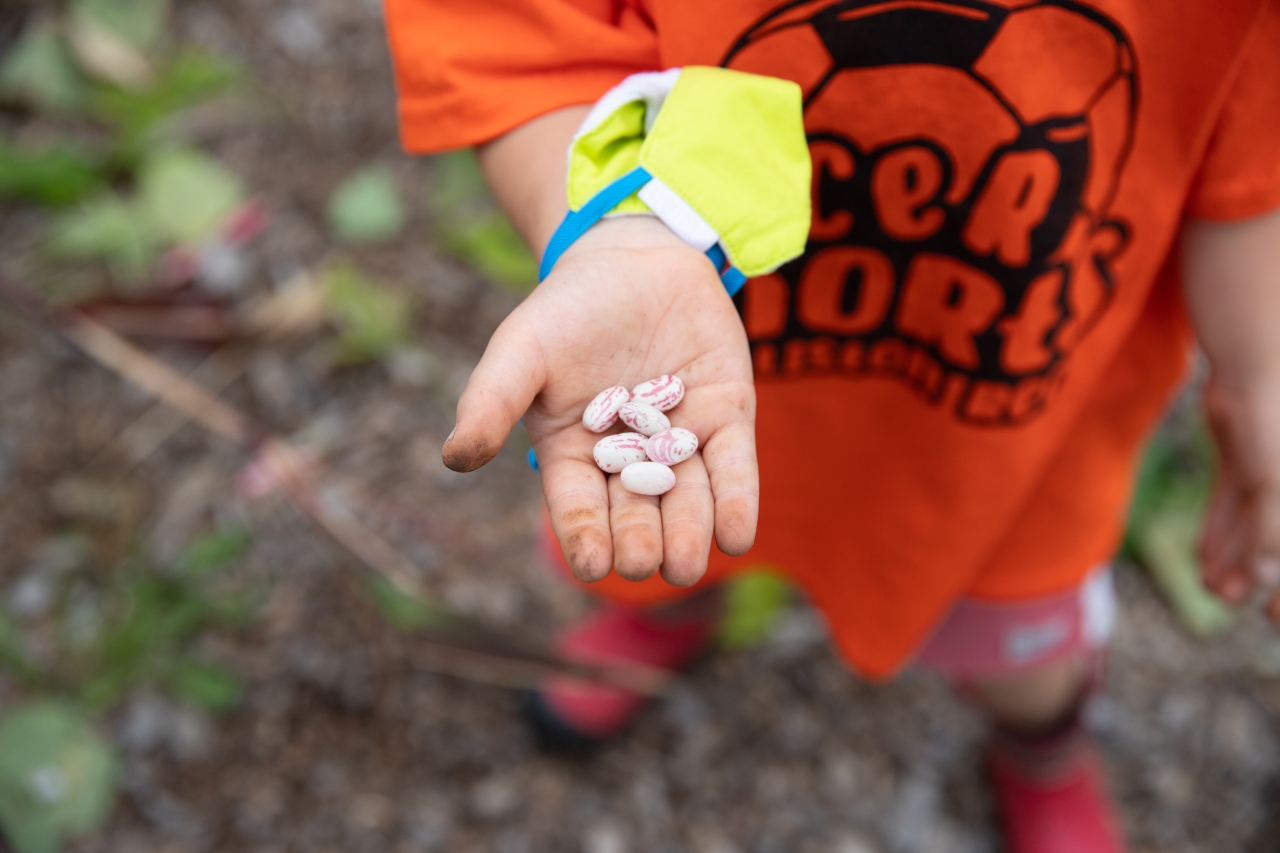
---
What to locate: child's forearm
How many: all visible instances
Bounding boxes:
[1182,209,1280,392]
[476,105,592,255]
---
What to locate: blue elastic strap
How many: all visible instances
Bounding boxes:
[526,447,539,472]
[704,244,748,296]
[538,166,749,296]
[539,166,654,282]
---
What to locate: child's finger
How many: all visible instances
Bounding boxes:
[1203,496,1255,604]
[542,450,613,583]
[1257,490,1280,561]
[608,474,663,581]
[443,316,546,473]
[1201,481,1243,584]
[701,419,759,557]
[658,452,714,587]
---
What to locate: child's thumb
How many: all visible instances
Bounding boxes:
[442,324,544,473]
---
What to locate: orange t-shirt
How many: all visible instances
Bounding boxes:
[386,0,1280,677]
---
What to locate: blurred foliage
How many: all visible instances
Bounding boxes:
[46,193,158,281]
[0,528,253,712]
[0,22,88,114]
[0,142,107,208]
[90,51,238,150]
[136,147,243,243]
[718,569,792,649]
[1125,402,1233,636]
[75,529,255,712]
[46,147,244,283]
[429,151,537,291]
[328,164,405,244]
[366,578,452,632]
[71,0,169,51]
[0,703,116,853]
[322,261,412,364]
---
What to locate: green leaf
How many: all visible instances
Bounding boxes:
[442,213,537,292]
[0,142,106,208]
[327,165,405,244]
[0,612,41,686]
[428,150,489,213]
[0,703,116,853]
[718,569,792,649]
[46,193,160,281]
[77,565,254,711]
[1133,510,1234,637]
[366,577,449,631]
[90,50,238,142]
[0,23,88,114]
[138,148,244,245]
[322,262,412,364]
[71,0,169,50]
[428,150,536,291]
[166,659,241,712]
[173,528,251,578]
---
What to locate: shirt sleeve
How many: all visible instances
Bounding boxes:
[1185,1,1280,220]
[384,0,660,153]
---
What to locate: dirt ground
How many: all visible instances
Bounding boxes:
[2,1,1280,851]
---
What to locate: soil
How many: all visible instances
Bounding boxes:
[1,1,1279,852]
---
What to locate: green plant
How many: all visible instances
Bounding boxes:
[718,569,792,649]
[45,146,245,283]
[1125,403,1233,636]
[322,261,413,364]
[0,703,116,853]
[0,142,107,208]
[74,529,255,712]
[365,577,454,631]
[429,150,537,291]
[328,164,406,244]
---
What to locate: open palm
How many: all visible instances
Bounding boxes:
[442,217,758,586]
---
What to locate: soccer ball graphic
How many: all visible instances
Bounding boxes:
[723,0,1137,424]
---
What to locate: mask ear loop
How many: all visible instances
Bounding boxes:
[538,166,746,295]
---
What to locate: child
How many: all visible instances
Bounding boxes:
[383,2,1280,850]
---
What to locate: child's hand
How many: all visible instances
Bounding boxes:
[442,216,758,586]
[1199,381,1280,618]
[1183,209,1280,620]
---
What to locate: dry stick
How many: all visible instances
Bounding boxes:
[34,308,675,697]
[84,343,256,478]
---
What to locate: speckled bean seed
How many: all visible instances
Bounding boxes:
[631,375,685,412]
[620,461,677,496]
[593,432,649,473]
[582,386,630,433]
[645,428,698,466]
[618,402,670,436]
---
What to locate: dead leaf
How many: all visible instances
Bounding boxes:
[65,12,154,89]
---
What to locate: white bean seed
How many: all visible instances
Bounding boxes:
[581,386,630,433]
[618,401,670,436]
[645,428,698,466]
[620,461,677,495]
[593,432,649,473]
[630,375,685,412]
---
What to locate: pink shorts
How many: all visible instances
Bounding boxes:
[913,566,1116,680]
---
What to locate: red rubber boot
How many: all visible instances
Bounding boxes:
[525,598,718,749]
[987,722,1128,853]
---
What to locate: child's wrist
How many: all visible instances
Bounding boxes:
[564,215,691,257]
